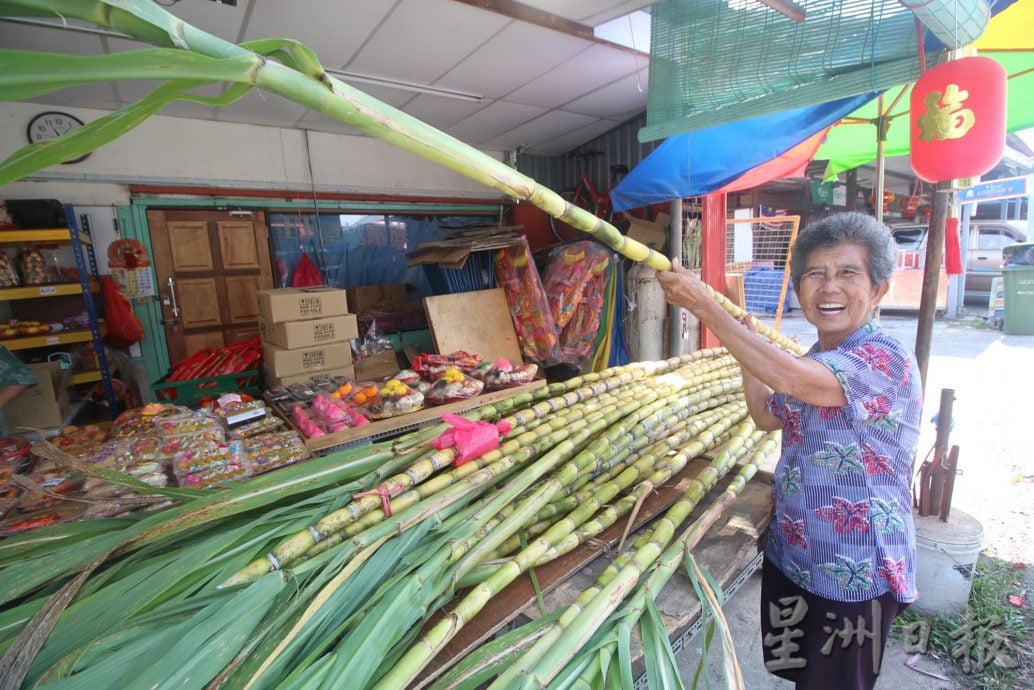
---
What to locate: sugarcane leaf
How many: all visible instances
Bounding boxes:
[0,48,261,101]
[0,554,106,690]
[427,611,562,690]
[616,619,635,690]
[640,598,686,690]
[240,38,325,80]
[0,519,132,566]
[684,554,744,690]
[0,447,387,606]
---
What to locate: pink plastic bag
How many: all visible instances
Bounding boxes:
[432,413,513,466]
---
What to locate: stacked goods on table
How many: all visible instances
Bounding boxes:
[257,286,359,387]
[0,396,309,535]
[267,351,538,440]
[350,319,401,380]
[0,349,795,690]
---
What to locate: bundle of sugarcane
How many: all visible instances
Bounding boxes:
[0,350,776,690]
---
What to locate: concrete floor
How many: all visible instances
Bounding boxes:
[672,311,1034,689]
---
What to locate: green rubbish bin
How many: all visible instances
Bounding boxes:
[1002,242,1034,335]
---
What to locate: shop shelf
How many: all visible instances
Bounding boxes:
[0,281,98,300]
[0,228,92,245]
[71,370,102,385]
[1,325,107,352]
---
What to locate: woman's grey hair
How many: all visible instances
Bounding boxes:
[789,212,896,289]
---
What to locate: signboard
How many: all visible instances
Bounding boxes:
[958,176,1029,204]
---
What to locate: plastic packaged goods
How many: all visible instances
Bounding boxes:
[51,425,108,456]
[493,237,560,364]
[176,461,251,490]
[245,431,309,474]
[154,415,222,438]
[0,251,19,287]
[170,439,247,487]
[368,379,424,419]
[475,358,539,390]
[309,393,369,433]
[226,415,284,440]
[425,367,484,405]
[18,247,50,285]
[0,503,85,536]
[112,403,190,438]
[290,405,326,439]
[15,468,86,512]
[542,241,612,329]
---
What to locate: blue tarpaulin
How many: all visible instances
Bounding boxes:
[610,92,878,213]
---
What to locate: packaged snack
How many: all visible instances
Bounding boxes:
[52,424,108,456]
[170,439,245,479]
[287,383,318,403]
[245,431,310,474]
[112,403,190,438]
[16,468,86,512]
[0,251,19,287]
[177,462,251,490]
[155,415,222,438]
[368,379,424,419]
[264,386,292,403]
[227,415,284,440]
[426,367,484,405]
[19,247,50,285]
[214,399,267,428]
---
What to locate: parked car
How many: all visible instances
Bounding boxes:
[889,221,1028,304]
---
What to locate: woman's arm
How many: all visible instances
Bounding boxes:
[657,260,847,408]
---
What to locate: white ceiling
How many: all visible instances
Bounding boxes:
[0,0,653,155]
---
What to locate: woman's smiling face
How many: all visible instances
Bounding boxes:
[796,242,889,350]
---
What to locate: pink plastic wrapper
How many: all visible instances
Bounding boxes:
[432,413,513,466]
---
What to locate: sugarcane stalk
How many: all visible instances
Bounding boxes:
[569,434,777,689]
[479,394,744,565]
[488,421,762,689]
[374,384,744,689]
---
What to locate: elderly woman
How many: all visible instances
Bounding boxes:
[657,212,920,690]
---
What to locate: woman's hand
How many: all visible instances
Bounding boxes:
[656,258,711,313]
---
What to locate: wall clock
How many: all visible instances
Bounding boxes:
[25,111,90,163]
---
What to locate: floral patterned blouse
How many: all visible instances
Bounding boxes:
[764,320,921,603]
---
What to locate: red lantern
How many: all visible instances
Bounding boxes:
[910,56,1006,182]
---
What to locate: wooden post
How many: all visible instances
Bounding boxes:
[915,180,950,389]
[700,192,727,348]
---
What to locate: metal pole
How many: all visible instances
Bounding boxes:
[875,95,887,224]
[668,198,684,357]
[915,180,950,390]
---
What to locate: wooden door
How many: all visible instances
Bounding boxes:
[148,210,273,364]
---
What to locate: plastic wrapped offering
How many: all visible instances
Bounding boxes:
[426,367,484,405]
[368,379,424,419]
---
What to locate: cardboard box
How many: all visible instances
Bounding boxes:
[259,314,358,350]
[346,284,414,314]
[265,365,355,388]
[257,287,350,323]
[262,342,353,378]
[624,212,669,250]
[353,350,400,381]
[3,362,69,430]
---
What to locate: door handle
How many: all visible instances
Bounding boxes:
[976,256,988,260]
[167,276,180,318]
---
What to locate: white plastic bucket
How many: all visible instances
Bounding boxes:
[913,508,984,617]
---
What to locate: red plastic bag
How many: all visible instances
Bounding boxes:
[432,413,512,466]
[290,253,324,287]
[101,275,144,349]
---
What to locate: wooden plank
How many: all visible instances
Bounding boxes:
[419,463,774,685]
[423,289,523,363]
[299,378,545,452]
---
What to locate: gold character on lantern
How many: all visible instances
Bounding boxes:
[916,84,975,142]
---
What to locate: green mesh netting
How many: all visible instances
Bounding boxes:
[642,0,925,141]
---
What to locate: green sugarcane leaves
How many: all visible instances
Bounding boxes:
[0,49,262,101]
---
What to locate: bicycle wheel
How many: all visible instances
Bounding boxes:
[549,187,594,244]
